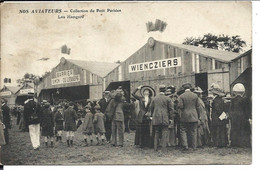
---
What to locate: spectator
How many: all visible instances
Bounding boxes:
[64,102,78,147]
[178,83,200,151]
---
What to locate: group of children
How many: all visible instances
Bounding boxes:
[49,102,106,148]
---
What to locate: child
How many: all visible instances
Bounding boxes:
[93,104,106,145]
[41,102,55,148]
[81,106,94,146]
[55,105,64,142]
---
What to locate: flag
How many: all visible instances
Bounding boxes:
[146,19,167,33]
[61,45,71,55]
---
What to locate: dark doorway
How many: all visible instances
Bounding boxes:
[195,72,208,95]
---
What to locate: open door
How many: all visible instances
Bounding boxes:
[195,72,208,95]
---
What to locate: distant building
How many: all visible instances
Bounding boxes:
[15,83,35,105]
[37,57,118,103]
[0,85,21,107]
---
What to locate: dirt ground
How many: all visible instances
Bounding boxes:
[2,120,252,165]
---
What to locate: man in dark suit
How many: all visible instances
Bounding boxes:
[151,85,174,152]
[178,83,201,150]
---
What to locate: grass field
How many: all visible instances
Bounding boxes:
[2,120,252,165]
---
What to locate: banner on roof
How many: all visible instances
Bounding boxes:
[20,89,34,94]
[129,57,181,73]
[52,74,80,85]
[0,91,12,96]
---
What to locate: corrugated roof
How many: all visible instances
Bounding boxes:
[67,59,119,77]
[160,41,241,63]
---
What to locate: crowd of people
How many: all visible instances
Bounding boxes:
[0,82,252,158]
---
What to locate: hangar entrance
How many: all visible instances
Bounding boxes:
[195,72,208,95]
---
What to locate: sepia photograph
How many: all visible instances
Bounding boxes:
[0,1,252,165]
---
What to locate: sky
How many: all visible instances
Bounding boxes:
[0,1,252,87]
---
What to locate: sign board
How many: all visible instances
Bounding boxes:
[20,89,34,94]
[0,91,12,96]
[129,57,181,73]
[56,69,74,78]
[51,75,80,85]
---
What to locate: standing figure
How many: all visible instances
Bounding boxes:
[64,102,78,147]
[82,106,94,146]
[107,90,125,147]
[1,99,11,145]
[99,91,111,143]
[93,104,106,145]
[0,109,6,165]
[194,87,210,147]
[24,95,41,150]
[151,85,174,152]
[41,102,55,148]
[165,88,177,147]
[177,83,200,150]
[132,85,153,148]
[210,88,228,147]
[16,106,22,126]
[230,84,251,147]
[54,105,64,142]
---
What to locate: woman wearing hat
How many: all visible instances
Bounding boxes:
[132,85,154,148]
[194,87,210,147]
[229,83,251,147]
[210,87,228,147]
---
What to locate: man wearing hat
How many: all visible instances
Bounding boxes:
[24,95,41,150]
[99,91,112,143]
[151,85,174,152]
[178,83,201,150]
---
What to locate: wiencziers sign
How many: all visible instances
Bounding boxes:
[129,57,181,73]
[51,69,80,85]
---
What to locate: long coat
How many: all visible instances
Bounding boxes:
[151,93,174,126]
[93,112,106,134]
[132,89,153,147]
[1,104,11,129]
[211,96,228,147]
[82,112,94,134]
[132,89,152,124]
[41,107,54,137]
[230,95,251,147]
[64,107,77,131]
[178,91,200,123]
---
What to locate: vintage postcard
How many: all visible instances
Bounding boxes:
[0,1,252,165]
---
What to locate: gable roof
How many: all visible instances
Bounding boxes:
[160,41,241,63]
[1,85,21,94]
[231,49,252,61]
[67,59,119,78]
